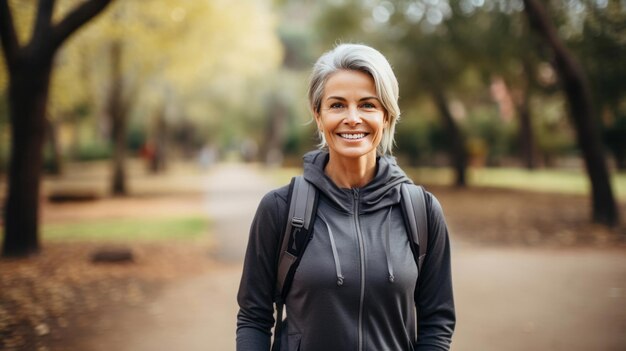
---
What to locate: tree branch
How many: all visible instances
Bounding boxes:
[32,0,56,47]
[522,0,581,80]
[50,0,113,50]
[0,0,20,67]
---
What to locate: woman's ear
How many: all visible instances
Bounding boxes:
[314,112,323,131]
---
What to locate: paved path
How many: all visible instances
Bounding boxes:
[452,247,626,351]
[203,163,276,263]
[73,163,276,351]
[109,164,276,351]
[82,163,626,351]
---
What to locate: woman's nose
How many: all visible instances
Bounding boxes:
[344,107,362,125]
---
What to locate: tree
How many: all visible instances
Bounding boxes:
[522,0,618,226]
[397,27,469,185]
[429,84,468,185]
[575,2,626,170]
[393,3,471,186]
[459,9,540,169]
[57,0,283,192]
[514,57,539,170]
[0,0,113,257]
[106,39,131,195]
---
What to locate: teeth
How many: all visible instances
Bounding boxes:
[340,133,366,139]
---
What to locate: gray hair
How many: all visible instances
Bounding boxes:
[307,43,400,155]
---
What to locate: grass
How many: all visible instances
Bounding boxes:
[265,165,626,200]
[406,167,626,199]
[41,215,210,242]
[265,167,301,185]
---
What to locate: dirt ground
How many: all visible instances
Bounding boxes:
[428,184,626,247]
[1,164,625,350]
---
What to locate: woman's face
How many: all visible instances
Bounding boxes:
[315,69,387,163]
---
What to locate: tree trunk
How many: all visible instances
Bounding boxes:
[108,40,128,196]
[1,0,114,257]
[44,116,63,175]
[2,60,52,257]
[111,118,127,195]
[261,94,287,166]
[149,111,167,173]
[523,0,619,226]
[517,96,535,169]
[430,87,467,187]
[515,60,538,170]
[604,104,626,171]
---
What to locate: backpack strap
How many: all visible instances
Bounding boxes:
[400,183,428,275]
[272,176,318,351]
[276,176,317,297]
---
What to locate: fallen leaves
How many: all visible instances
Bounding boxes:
[430,185,626,247]
[0,241,215,351]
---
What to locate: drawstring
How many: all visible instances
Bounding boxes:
[384,207,395,283]
[317,212,345,286]
[318,208,395,285]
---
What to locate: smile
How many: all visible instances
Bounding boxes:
[338,133,368,140]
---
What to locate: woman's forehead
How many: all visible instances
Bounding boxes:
[323,70,377,97]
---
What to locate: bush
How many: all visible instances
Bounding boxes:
[395,117,437,166]
[73,142,111,161]
[464,109,516,166]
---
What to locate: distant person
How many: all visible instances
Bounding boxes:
[236,44,455,350]
[198,144,217,169]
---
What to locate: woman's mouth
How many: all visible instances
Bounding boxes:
[338,133,368,140]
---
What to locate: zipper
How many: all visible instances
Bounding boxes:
[353,188,365,351]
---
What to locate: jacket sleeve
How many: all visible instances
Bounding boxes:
[415,192,456,350]
[236,190,286,351]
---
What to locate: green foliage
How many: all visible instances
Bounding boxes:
[464,109,517,166]
[395,114,437,165]
[284,122,317,158]
[73,142,112,161]
[279,27,317,70]
[126,124,147,153]
[313,0,371,46]
[4,0,285,164]
[534,98,578,164]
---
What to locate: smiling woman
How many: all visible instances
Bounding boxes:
[315,69,387,187]
[309,44,401,157]
[237,44,455,351]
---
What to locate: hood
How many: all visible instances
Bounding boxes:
[302,150,412,214]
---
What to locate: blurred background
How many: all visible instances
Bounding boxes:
[0,0,625,350]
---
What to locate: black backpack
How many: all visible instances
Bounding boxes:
[271,175,428,351]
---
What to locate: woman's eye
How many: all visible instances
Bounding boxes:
[330,103,344,109]
[361,102,376,109]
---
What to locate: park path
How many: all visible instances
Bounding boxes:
[85,163,625,351]
[112,163,275,350]
[76,163,275,351]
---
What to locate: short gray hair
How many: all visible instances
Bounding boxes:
[307,43,400,155]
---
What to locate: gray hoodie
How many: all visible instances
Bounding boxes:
[237,151,455,351]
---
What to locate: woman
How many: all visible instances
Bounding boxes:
[237,44,455,351]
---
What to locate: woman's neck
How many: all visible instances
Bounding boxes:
[324,152,377,189]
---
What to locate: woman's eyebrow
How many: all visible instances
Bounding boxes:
[325,96,347,101]
[359,96,379,102]
[325,96,379,101]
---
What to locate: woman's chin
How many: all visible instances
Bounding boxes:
[329,146,377,160]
